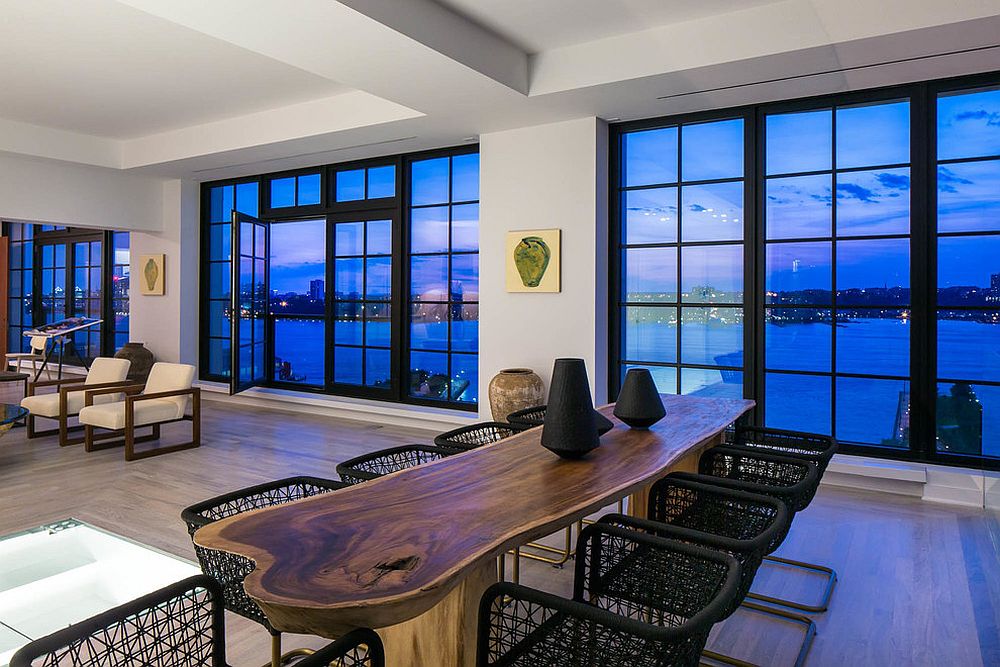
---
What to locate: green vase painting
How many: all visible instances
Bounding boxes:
[513,236,551,287]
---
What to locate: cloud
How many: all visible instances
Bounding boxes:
[937,166,973,194]
[955,109,1000,127]
[876,172,910,190]
[836,182,876,203]
[689,203,708,212]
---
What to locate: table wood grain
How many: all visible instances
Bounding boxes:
[195,394,753,638]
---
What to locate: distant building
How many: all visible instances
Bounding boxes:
[309,279,325,301]
[988,273,1000,303]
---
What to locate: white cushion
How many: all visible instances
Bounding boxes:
[86,357,131,385]
[143,363,196,415]
[20,358,131,418]
[78,399,182,430]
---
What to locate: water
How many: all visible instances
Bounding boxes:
[624,317,1000,457]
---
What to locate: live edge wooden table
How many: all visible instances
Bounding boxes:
[196,394,753,666]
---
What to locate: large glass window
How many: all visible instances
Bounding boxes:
[5,224,129,360]
[763,99,911,447]
[936,85,1000,459]
[408,152,480,405]
[613,75,1000,468]
[200,148,478,410]
[618,118,746,400]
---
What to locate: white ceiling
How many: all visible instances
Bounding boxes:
[1,0,998,178]
[0,0,347,139]
[432,0,782,52]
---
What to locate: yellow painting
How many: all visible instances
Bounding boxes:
[139,254,165,295]
[506,229,561,293]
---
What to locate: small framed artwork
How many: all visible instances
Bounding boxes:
[139,254,165,295]
[506,228,561,293]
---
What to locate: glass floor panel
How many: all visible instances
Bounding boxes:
[0,518,199,665]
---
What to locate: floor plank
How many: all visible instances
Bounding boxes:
[1,388,998,666]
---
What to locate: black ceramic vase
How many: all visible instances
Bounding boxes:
[540,358,601,459]
[614,368,666,429]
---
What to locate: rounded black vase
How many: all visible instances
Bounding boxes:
[541,358,600,459]
[614,368,666,429]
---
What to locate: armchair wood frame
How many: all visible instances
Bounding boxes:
[25,377,136,447]
[82,384,201,461]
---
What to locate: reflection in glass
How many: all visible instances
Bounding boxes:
[836,168,910,236]
[274,318,324,386]
[367,165,396,199]
[836,100,909,169]
[365,304,391,347]
[365,349,391,386]
[765,308,832,372]
[836,310,909,376]
[336,170,365,202]
[680,307,742,367]
[451,254,479,300]
[624,306,677,363]
[766,110,832,175]
[766,174,831,240]
[411,206,449,254]
[938,160,1000,233]
[766,242,832,304]
[451,353,478,403]
[298,173,321,205]
[624,247,677,302]
[681,119,743,181]
[452,153,480,202]
[836,377,909,447]
[271,177,295,208]
[681,182,743,242]
[624,364,677,395]
[367,220,392,255]
[937,236,1000,300]
[624,127,678,187]
[335,222,364,256]
[334,346,363,385]
[938,312,1000,382]
[681,367,743,399]
[937,86,1000,161]
[836,238,909,300]
[681,245,742,303]
[411,255,449,300]
[411,157,450,206]
[410,302,448,350]
[624,187,677,244]
[936,382,1000,458]
[236,183,258,217]
[452,204,479,252]
[334,258,363,298]
[409,350,449,396]
[334,310,363,345]
[765,372,831,434]
[452,304,479,352]
[365,257,392,300]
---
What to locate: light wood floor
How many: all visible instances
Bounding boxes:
[1,388,998,666]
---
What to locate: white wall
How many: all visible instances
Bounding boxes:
[0,152,163,231]
[128,180,200,363]
[478,117,609,419]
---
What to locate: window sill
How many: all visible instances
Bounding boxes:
[195,381,478,432]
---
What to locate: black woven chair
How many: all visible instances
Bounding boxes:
[506,405,546,427]
[478,523,740,667]
[695,446,821,514]
[596,474,815,667]
[434,421,529,451]
[337,444,457,484]
[9,574,384,667]
[182,476,347,667]
[10,575,226,667]
[727,426,839,613]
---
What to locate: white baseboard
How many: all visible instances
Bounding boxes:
[822,453,997,509]
[195,381,477,433]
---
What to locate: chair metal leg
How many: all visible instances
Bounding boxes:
[701,600,816,667]
[518,526,573,566]
[747,555,838,612]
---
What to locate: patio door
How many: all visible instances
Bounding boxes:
[230,212,269,395]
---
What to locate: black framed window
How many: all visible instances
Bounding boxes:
[4,223,129,360]
[266,171,322,211]
[612,72,1000,469]
[616,116,747,399]
[934,84,1000,459]
[200,146,478,411]
[407,152,480,406]
[7,224,33,353]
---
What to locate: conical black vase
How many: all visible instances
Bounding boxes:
[614,368,666,429]
[541,358,600,459]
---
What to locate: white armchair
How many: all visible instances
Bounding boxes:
[78,362,201,461]
[20,357,132,447]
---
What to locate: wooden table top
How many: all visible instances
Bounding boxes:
[195,394,753,636]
